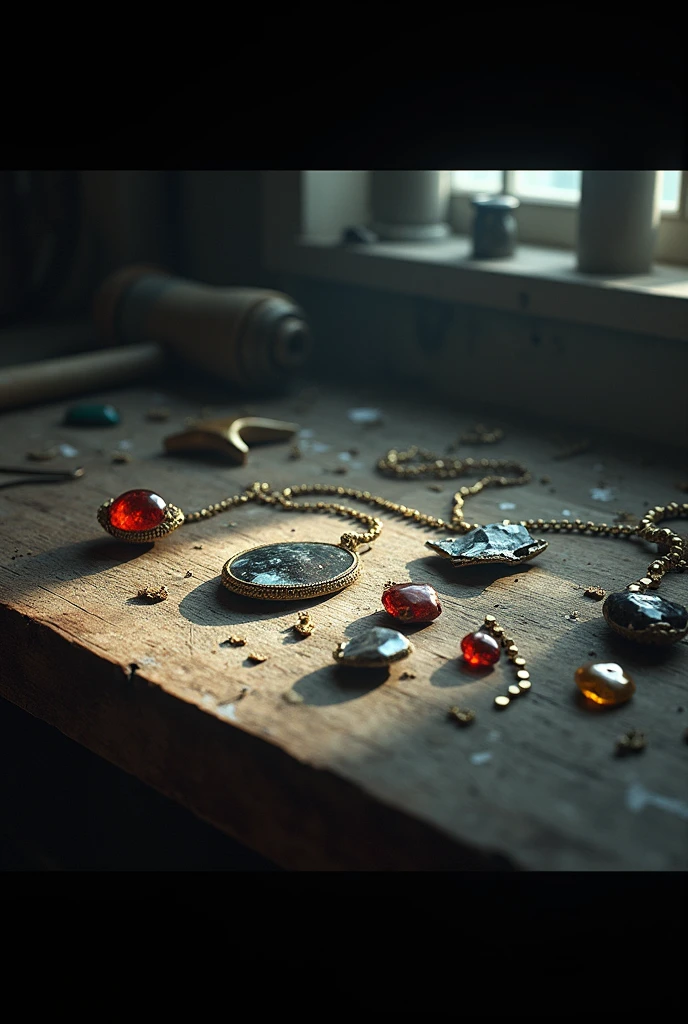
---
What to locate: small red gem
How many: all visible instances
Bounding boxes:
[109,489,167,532]
[461,630,500,667]
[382,582,442,623]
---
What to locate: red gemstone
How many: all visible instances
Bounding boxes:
[109,489,167,532]
[382,582,442,623]
[461,630,500,667]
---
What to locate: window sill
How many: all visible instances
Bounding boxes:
[271,236,688,343]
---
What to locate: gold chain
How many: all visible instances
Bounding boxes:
[183,450,688,589]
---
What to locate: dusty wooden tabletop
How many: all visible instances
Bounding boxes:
[0,380,686,870]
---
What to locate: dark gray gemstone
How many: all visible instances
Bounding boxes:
[229,542,354,587]
[334,627,411,667]
[426,523,547,565]
[603,591,688,632]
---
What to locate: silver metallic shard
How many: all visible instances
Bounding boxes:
[333,627,412,668]
[426,523,547,566]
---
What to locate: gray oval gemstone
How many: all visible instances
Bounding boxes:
[334,627,412,668]
[229,542,355,587]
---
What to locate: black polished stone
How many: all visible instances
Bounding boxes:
[229,542,355,587]
[426,523,547,565]
[603,591,688,632]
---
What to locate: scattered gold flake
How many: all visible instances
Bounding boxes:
[294,611,315,637]
[111,451,133,464]
[553,439,591,460]
[448,706,475,725]
[26,447,58,461]
[282,690,304,704]
[288,444,302,459]
[146,407,170,421]
[615,729,647,756]
[223,635,247,647]
[399,671,416,680]
[247,651,268,663]
[136,585,168,603]
[584,586,606,600]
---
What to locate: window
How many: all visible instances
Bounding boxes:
[450,171,687,261]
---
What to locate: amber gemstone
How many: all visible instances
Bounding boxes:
[574,662,636,706]
[109,489,167,532]
[461,630,500,667]
[382,582,442,623]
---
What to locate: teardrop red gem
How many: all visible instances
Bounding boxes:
[109,489,167,532]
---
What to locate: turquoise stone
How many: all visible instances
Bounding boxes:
[64,403,120,426]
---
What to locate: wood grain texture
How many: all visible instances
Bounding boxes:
[0,382,687,870]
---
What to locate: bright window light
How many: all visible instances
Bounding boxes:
[451,170,502,193]
[512,171,581,203]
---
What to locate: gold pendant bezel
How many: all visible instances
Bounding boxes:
[221,541,360,601]
[97,497,185,543]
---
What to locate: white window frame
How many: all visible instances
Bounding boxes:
[449,170,688,264]
[261,171,688,345]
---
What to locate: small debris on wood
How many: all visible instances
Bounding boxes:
[146,407,171,422]
[111,451,133,463]
[222,635,247,647]
[428,484,444,492]
[399,671,416,680]
[26,447,58,461]
[348,407,383,426]
[614,510,638,525]
[58,443,79,457]
[136,585,168,602]
[348,448,359,456]
[332,466,348,475]
[184,570,193,578]
[237,685,250,702]
[567,611,580,620]
[193,544,203,549]
[294,611,315,637]
[282,689,304,704]
[357,544,372,555]
[288,444,302,459]
[615,729,647,756]
[552,439,591,460]
[448,706,476,726]
[247,651,268,663]
[584,586,606,600]
[540,476,551,484]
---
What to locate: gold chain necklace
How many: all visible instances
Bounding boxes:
[96,447,688,645]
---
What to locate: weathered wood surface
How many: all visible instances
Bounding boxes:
[0,382,687,870]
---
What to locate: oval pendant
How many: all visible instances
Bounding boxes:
[603,590,688,645]
[222,541,360,600]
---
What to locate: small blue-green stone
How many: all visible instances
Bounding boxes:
[64,403,120,426]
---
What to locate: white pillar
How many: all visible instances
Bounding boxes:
[370,171,451,241]
[577,171,663,275]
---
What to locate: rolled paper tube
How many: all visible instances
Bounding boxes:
[0,343,164,411]
[93,266,312,393]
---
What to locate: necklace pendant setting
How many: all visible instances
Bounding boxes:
[98,489,185,543]
[426,522,547,567]
[222,540,361,601]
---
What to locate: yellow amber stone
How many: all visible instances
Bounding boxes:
[574,662,636,706]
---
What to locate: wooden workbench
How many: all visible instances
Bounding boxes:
[0,381,686,870]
